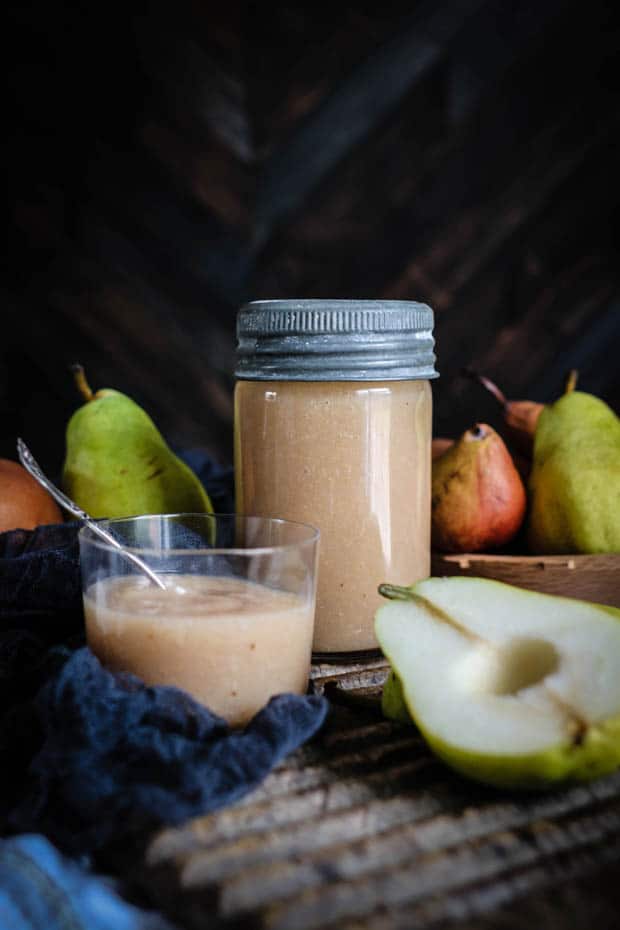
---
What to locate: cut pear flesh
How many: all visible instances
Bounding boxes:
[375,577,620,788]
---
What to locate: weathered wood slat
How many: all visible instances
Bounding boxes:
[127,664,620,930]
[216,794,620,918]
[260,807,620,930]
[339,844,620,930]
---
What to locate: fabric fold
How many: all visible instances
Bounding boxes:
[1,452,328,856]
[8,649,328,853]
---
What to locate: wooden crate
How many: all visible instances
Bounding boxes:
[431,553,620,608]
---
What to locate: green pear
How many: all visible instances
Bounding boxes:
[62,367,213,519]
[528,382,620,554]
[381,670,412,725]
[375,576,620,789]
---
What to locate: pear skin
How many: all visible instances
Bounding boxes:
[382,670,413,724]
[62,368,213,519]
[0,459,63,532]
[528,391,620,554]
[431,424,526,553]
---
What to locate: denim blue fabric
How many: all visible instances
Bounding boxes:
[0,834,177,930]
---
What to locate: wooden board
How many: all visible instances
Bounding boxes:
[118,659,620,930]
[4,1,620,470]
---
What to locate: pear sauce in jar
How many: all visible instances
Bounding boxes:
[234,300,438,657]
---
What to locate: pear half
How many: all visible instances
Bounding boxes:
[375,577,620,789]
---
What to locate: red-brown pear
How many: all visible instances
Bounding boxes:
[0,459,63,533]
[431,423,527,553]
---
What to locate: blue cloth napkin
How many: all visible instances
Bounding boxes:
[7,648,327,853]
[0,451,328,858]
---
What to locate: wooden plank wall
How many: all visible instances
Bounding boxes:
[4,0,620,471]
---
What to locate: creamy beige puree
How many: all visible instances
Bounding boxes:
[235,379,432,653]
[84,574,314,726]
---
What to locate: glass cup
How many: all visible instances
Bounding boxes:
[78,514,319,727]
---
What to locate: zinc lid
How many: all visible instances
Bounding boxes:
[235,299,438,381]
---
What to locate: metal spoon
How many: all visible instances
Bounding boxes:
[17,438,166,590]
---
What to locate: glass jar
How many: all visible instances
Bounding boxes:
[234,300,438,656]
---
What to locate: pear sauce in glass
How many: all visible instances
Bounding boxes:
[234,300,438,657]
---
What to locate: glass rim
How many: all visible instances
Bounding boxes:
[78,512,320,557]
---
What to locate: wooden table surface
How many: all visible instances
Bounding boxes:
[121,659,620,930]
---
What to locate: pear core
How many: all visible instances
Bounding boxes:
[455,638,560,697]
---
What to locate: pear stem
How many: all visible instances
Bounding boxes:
[72,364,94,402]
[379,584,485,642]
[462,369,508,408]
[378,583,413,601]
[564,369,579,395]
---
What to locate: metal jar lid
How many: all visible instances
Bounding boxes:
[235,299,438,381]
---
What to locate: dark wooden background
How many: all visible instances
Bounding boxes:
[5,0,620,472]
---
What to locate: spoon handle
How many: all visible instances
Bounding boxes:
[17,438,166,590]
